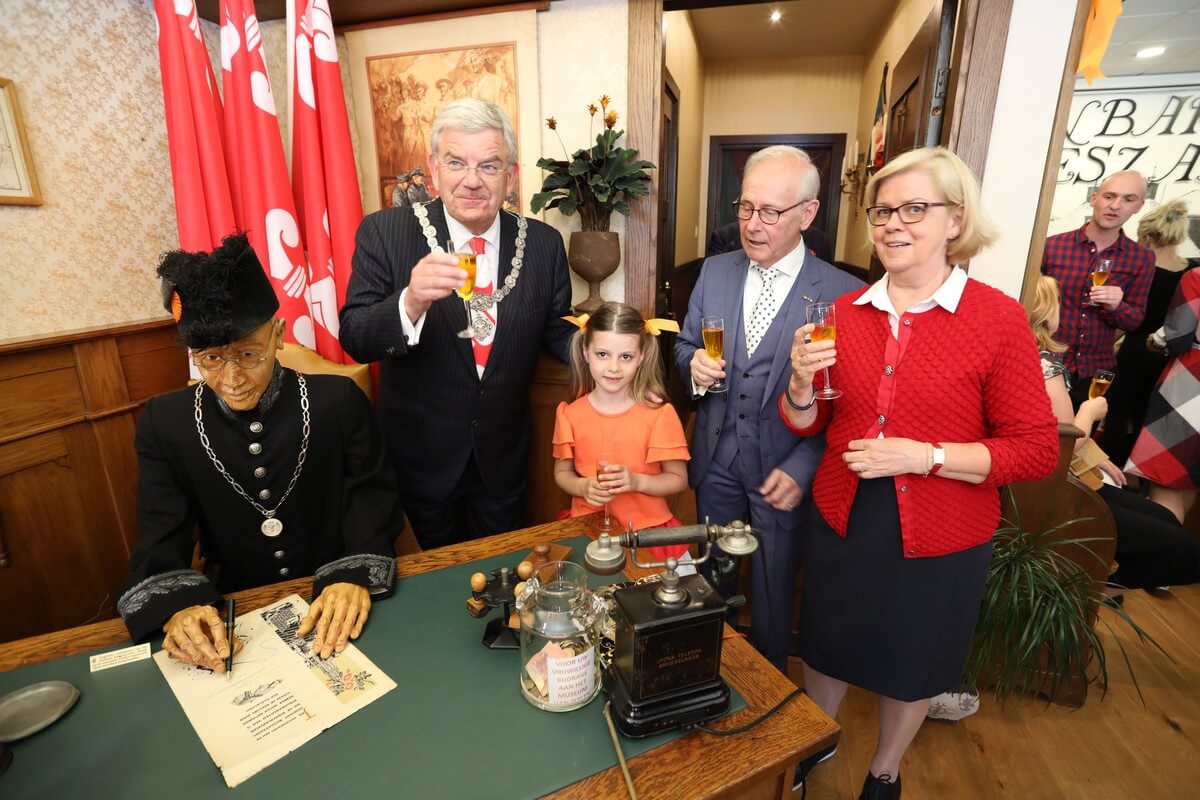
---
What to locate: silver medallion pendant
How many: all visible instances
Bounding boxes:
[261,517,284,538]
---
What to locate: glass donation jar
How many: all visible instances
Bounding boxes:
[515,560,603,711]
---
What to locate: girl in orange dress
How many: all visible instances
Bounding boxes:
[553,303,692,565]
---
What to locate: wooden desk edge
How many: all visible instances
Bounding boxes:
[0,514,839,799]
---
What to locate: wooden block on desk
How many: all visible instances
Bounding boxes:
[523,541,573,570]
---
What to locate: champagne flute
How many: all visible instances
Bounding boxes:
[700,315,727,393]
[1088,259,1111,306]
[596,451,614,535]
[806,302,842,400]
[1089,369,1115,400]
[447,240,478,339]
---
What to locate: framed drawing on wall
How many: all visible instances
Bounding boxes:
[0,78,42,206]
[344,9,541,215]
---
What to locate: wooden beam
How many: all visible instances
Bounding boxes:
[625,0,664,317]
[942,0,1014,181]
[1020,0,1092,306]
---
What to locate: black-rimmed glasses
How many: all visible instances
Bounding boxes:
[731,199,807,225]
[865,202,952,226]
[438,157,509,179]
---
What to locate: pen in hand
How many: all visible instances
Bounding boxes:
[225,597,236,680]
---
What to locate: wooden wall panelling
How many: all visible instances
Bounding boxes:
[117,325,189,402]
[527,354,573,525]
[0,427,125,641]
[0,320,188,643]
[625,0,664,316]
[0,352,85,445]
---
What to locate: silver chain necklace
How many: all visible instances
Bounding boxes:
[193,373,310,538]
[414,201,528,340]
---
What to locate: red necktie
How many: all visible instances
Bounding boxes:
[469,237,494,372]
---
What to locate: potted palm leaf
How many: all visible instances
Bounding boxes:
[963,498,1165,706]
[531,96,655,312]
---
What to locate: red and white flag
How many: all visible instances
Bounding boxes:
[288,0,362,363]
[220,0,326,353]
[154,0,236,251]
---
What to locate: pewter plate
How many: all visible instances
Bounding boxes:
[0,681,79,742]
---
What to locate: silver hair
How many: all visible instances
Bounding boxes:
[429,98,518,165]
[743,145,820,202]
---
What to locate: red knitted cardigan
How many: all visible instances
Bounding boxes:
[780,278,1059,557]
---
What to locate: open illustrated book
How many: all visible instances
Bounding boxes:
[155,594,395,788]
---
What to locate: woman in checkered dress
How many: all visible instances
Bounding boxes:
[1125,267,1200,523]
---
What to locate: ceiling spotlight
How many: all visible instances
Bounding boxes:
[770,9,782,23]
[1136,46,1165,58]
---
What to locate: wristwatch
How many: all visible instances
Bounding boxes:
[930,443,946,475]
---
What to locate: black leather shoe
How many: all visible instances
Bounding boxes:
[859,771,901,800]
[792,743,838,791]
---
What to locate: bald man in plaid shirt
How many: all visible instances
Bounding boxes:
[1041,170,1155,408]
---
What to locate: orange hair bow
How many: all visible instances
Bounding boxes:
[562,313,590,330]
[644,318,680,336]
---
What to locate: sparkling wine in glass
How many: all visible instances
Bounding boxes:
[448,240,478,339]
[596,452,614,535]
[1089,369,1115,400]
[806,302,842,400]
[700,315,727,393]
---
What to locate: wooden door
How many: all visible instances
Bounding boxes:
[885,0,958,160]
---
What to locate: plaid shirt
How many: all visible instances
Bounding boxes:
[1041,223,1154,376]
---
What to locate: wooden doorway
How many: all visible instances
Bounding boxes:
[705,133,846,255]
[657,72,681,317]
[886,0,959,160]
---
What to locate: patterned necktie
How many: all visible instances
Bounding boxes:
[469,236,494,373]
[745,265,779,357]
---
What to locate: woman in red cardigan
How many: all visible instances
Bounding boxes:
[779,147,1058,800]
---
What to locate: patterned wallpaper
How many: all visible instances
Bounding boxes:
[0,0,179,341]
[0,0,361,343]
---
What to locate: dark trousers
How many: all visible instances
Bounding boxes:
[403,452,526,551]
[1100,484,1200,589]
[695,452,804,674]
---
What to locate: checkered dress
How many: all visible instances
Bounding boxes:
[1125,269,1200,490]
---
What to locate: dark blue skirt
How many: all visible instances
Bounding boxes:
[800,477,992,701]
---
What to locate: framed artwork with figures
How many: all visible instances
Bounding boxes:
[0,78,42,206]
[366,44,519,212]
[344,8,542,216]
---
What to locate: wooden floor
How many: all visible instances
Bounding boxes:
[790,586,1200,799]
[666,486,1200,799]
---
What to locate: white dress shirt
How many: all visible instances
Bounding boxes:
[399,212,502,346]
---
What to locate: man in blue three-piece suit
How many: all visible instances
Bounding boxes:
[340,98,575,551]
[675,146,864,673]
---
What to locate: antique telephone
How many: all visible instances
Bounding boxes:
[584,519,758,737]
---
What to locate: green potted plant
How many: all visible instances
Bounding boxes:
[963,497,1165,707]
[531,96,655,312]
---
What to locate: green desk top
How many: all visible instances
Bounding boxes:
[0,537,742,799]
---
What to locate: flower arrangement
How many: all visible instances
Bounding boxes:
[530,95,655,232]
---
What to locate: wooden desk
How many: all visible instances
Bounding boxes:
[0,516,837,800]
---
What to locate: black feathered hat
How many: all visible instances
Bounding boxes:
[158,232,280,349]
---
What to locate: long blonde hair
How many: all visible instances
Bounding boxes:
[567,302,666,406]
[1028,275,1067,354]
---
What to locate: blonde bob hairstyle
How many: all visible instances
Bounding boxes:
[1028,275,1067,354]
[864,146,998,265]
[1137,198,1190,249]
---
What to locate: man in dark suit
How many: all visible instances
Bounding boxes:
[340,98,575,550]
[676,146,863,673]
